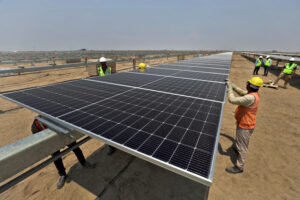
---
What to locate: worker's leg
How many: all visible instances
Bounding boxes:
[274,73,284,85]
[266,67,269,76]
[235,126,254,170]
[264,66,269,76]
[67,142,86,165]
[253,67,256,75]
[283,75,291,88]
[256,67,260,75]
[52,151,67,176]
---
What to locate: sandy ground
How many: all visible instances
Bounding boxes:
[0,54,299,199]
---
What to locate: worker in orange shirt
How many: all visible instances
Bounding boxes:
[225,77,263,174]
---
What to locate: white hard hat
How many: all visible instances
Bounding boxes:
[266,55,270,58]
[259,56,263,58]
[99,57,107,62]
[289,57,295,62]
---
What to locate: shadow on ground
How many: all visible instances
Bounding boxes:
[218,133,237,165]
[242,55,300,90]
[67,145,209,200]
[0,107,23,114]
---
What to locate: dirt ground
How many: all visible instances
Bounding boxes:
[0,53,299,199]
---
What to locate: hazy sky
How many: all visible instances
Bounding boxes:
[0,0,299,51]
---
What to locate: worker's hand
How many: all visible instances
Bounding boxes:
[226,80,232,88]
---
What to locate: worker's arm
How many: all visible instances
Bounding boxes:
[231,83,248,96]
[254,60,258,66]
[227,86,255,106]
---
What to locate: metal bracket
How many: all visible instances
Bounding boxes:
[35,116,74,138]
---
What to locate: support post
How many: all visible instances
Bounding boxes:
[52,56,56,66]
[133,57,136,70]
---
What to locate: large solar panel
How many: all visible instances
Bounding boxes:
[1,52,232,186]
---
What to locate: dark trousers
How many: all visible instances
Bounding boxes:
[52,142,86,176]
[264,66,269,76]
[253,67,260,75]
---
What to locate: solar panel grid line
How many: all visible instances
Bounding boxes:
[126,71,225,84]
[85,78,225,104]
[147,96,197,160]
[165,63,231,70]
[59,74,169,118]
[86,91,221,130]
[158,97,209,167]
[153,66,229,75]
[186,85,218,172]
[55,117,213,186]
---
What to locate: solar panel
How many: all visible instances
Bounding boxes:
[1,52,232,186]
[128,70,228,82]
[154,65,229,74]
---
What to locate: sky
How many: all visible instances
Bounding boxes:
[0,0,299,51]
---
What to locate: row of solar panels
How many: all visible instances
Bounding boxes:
[1,52,232,186]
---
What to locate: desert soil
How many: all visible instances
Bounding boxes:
[0,53,299,200]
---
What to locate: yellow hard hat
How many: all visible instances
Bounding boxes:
[248,77,263,87]
[138,63,146,68]
[138,63,146,72]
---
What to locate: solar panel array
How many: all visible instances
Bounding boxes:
[1,52,232,186]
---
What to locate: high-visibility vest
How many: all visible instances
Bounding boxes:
[256,59,262,67]
[98,66,111,76]
[235,92,260,130]
[264,58,271,67]
[283,63,297,75]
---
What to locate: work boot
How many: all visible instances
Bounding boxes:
[226,166,243,174]
[107,146,116,155]
[57,175,66,189]
[82,161,96,168]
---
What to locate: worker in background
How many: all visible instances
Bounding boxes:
[263,55,272,76]
[97,57,116,155]
[225,77,263,174]
[31,117,95,189]
[138,63,147,72]
[273,58,297,89]
[253,56,263,75]
[98,57,111,76]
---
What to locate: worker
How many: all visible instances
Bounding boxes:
[138,62,147,72]
[253,56,263,75]
[273,58,297,89]
[98,57,111,76]
[263,55,272,76]
[31,117,95,189]
[97,57,116,155]
[225,77,263,174]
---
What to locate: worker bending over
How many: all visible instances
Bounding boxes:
[263,55,272,76]
[31,117,95,189]
[253,56,263,75]
[273,58,297,89]
[97,57,116,155]
[98,57,111,76]
[225,77,263,174]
